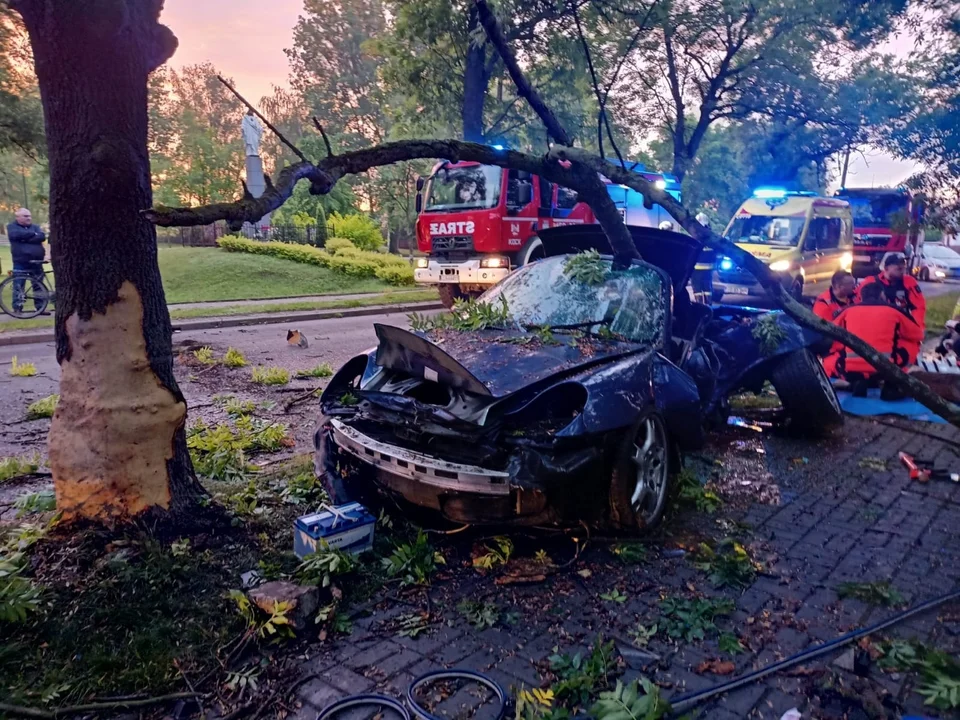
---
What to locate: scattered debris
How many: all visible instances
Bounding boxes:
[247,580,319,632]
[240,570,263,589]
[692,539,758,589]
[833,648,856,672]
[836,581,904,608]
[858,457,887,471]
[695,659,736,675]
[287,329,309,348]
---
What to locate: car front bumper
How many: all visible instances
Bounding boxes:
[315,417,608,526]
[414,259,511,287]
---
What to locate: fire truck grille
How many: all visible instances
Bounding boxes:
[432,236,474,252]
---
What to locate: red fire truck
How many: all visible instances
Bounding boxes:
[833,187,924,277]
[414,160,680,307]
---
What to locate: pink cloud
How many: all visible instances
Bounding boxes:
[159,0,300,102]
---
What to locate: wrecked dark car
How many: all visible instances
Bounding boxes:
[315,226,842,531]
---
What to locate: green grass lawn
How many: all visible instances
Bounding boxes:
[157,246,393,302]
[926,289,960,331]
[0,245,398,303]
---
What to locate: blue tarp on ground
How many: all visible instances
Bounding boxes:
[834,387,948,424]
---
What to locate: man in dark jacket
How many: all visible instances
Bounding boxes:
[6,208,47,314]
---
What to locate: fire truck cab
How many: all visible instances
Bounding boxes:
[833,187,924,277]
[414,160,680,307]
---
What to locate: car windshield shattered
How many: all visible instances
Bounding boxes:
[480,255,667,345]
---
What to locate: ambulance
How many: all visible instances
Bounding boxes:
[714,188,854,301]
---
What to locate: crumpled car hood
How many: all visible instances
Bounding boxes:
[374,323,647,398]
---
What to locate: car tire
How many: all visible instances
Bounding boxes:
[438,283,467,309]
[920,268,930,282]
[609,410,672,531]
[770,349,844,436]
[516,236,545,267]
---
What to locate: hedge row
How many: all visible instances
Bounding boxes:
[217,235,415,286]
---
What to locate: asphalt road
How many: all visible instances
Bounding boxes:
[0,310,423,383]
[0,310,429,459]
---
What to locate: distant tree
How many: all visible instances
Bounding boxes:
[149,63,244,207]
[376,0,596,145]
[621,0,915,181]
[286,0,388,149]
[885,9,960,219]
[0,5,43,156]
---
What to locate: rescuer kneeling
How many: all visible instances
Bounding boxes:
[824,282,925,400]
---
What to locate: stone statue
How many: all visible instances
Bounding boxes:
[242,109,263,157]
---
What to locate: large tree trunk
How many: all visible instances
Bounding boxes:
[462,6,488,143]
[16,0,205,522]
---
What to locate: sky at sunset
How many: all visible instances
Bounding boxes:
[159,0,920,188]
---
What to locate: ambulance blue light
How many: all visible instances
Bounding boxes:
[753,187,788,199]
[719,257,734,271]
[491,144,505,150]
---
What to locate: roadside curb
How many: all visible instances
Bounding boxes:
[0,301,444,347]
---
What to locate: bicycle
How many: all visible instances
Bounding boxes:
[0,262,55,319]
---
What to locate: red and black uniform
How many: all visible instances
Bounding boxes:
[856,273,926,328]
[813,288,854,323]
[823,301,925,378]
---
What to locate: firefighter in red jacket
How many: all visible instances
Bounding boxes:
[824,281,925,398]
[856,252,926,329]
[813,270,857,322]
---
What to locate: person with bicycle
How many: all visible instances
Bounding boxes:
[6,207,49,315]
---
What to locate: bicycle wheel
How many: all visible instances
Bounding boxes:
[0,274,51,319]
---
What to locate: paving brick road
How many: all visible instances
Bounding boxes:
[290,416,960,719]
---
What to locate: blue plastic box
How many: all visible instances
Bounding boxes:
[294,502,376,558]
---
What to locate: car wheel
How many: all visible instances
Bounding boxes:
[438,284,467,308]
[770,349,843,436]
[609,411,672,531]
[920,268,930,282]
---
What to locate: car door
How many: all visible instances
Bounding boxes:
[805,216,843,282]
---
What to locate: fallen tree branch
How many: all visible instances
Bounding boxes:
[0,693,200,719]
[312,117,334,157]
[475,0,571,146]
[473,0,638,263]
[144,160,331,229]
[555,147,960,426]
[217,75,308,164]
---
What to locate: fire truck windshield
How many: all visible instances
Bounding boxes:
[844,195,909,230]
[726,215,805,247]
[425,165,502,212]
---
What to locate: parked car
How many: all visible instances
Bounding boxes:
[918,243,960,282]
[314,226,841,531]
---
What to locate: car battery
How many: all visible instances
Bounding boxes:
[294,502,376,558]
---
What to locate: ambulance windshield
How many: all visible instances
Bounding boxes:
[726,215,805,247]
[425,165,502,212]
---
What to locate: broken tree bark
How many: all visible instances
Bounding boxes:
[14,0,208,521]
[555,147,960,426]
